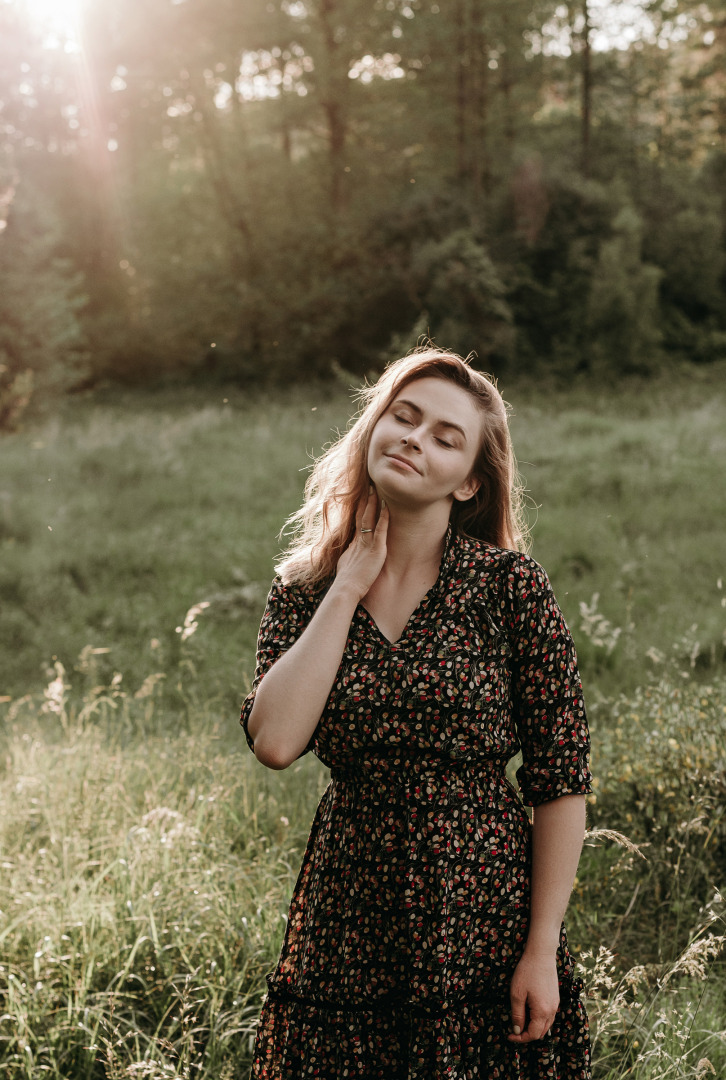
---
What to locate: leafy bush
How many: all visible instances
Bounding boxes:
[401,229,515,364]
[0,180,88,428]
[502,171,617,372]
[584,206,663,374]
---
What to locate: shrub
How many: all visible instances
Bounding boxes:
[0,180,89,429]
[584,206,663,374]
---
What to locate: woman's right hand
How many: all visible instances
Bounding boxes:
[334,488,389,601]
[247,490,387,770]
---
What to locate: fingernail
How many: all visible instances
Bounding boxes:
[512,1025,521,1035]
[381,499,387,510]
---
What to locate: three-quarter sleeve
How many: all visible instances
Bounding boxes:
[239,576,317,756]
[507,554,592,807]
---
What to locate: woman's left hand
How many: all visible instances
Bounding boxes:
[507,948,560,1044]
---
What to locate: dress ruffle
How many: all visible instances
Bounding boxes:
[251,975,591,1079]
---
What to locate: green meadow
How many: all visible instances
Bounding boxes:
[1,369,725,1078]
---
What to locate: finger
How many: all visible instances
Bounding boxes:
[373,499,389,541]
[524,1016,551,1042]
[354,495,367,532]
[360,489,378,535]
[355,488,374,531]
[509,1014,554,1044]
[509,990,526,1039]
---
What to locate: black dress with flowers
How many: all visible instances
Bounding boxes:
[240,530,593,1080]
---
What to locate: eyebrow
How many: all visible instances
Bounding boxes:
[393,398,469,442]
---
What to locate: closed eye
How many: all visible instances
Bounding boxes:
[394,412,455,448]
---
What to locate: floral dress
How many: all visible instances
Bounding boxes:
[240,529,593,1080]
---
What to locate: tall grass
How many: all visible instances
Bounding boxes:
[0,663,329,1078]
[1,656,724,1077]
[1,371,725,1076]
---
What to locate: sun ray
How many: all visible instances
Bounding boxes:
[22,0,84,45]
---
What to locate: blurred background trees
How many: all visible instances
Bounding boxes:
[1,0,725,421]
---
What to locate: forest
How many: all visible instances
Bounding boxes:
[1,0,726,424]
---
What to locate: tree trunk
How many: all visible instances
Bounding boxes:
[580,0,592,176]
[455,0,469,183]
[195,98,256,280]
[322,98,347,212]
[470,0,489,209]
[192,81,263,354]
[317,0,349,214]
[499,9,515,163]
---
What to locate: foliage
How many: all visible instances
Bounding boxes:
[577,674,726,965]
[584,206,663,374]
[404,229,515,364]
[0,179,89,428]
[1,0,725,392]
[501,170,618,372]
[583,930,726,1079]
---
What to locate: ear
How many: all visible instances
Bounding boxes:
[452,474,481,503]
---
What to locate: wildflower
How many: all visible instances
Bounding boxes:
[176,601,211,642]
[42,662,67,714]
[662,932,725,986]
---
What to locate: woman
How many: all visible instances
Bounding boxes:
[240,348,592,1079]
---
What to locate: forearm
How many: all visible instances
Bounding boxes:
[247,580,360,769]
[525,793,586,955]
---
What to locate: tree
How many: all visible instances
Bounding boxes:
[585,205,662,372]
[0,177,88,427]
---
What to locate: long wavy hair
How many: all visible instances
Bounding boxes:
[276,348,527,587]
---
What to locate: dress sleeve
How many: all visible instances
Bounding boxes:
[507,554,593,807]
[239,576,317,756]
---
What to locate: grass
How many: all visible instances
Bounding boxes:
[1,367,725,1077]
[0,661,724,1078]
[1,368,725,708]
[0,674,329,1078]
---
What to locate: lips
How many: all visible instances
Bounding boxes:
[385,453,420,473]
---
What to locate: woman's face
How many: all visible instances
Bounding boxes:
[367,376,482,510]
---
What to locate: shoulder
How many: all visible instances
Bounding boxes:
[453,535,547,586]
[450,535,556,616]
[263,574,316,615]
[266,573,330,616]
[256,574,327,646]
[503,550,552,594]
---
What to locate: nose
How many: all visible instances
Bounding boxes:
[401,428,422,451]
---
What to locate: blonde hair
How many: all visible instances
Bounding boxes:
[277,347,527,587]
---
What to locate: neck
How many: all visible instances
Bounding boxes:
[381,503,451,579]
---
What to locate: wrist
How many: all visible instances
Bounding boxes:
[327,575,365,607]
[523,933,560,959]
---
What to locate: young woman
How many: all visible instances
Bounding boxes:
[240,348,592,1079]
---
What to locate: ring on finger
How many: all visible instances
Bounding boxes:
[360,528,373,534]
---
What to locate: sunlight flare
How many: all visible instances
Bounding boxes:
[22,0,85,44]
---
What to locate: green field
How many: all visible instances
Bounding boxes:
[2,369,725,706]
[1,371,725,1078]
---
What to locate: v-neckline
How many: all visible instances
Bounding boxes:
[358,589,432,647]
[356,525,455,647]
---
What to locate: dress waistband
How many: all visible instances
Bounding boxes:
[330,753,512,790]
